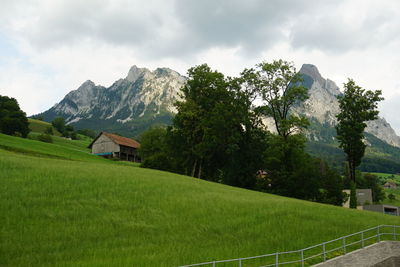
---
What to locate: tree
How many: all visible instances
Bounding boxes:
[169,64,267,186]
[77,129,96,139]
[172,64,228,179]
[52,117,66,135]
[241,60,311,195]
[138,127,175,171]
[242,60,309,140]
[335,79,383,208]
[44,126,54,135]
[359,173,385,203]
[0,95,30,138]
[388,193,396,202]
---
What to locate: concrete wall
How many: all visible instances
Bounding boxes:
[342,189,372,209]
[357,189,373,205]
[314,241,400,267]
[91,134,119,154]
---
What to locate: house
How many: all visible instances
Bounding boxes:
[383,182,397,189]
[88,132,141,162]
[342,189,373,209]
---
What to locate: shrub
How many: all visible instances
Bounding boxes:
[37,134,53,143]
[44,126,54,135]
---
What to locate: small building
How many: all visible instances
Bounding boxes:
[383,182,397,189]
[363,204,399,216]
[343,189,373,209]
[88,132,140,162]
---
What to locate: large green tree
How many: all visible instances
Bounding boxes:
[336,79,383,208]
[242,59,309,140]
[241,60,311,195]
[170,64,266,186]
[0,95,30,138]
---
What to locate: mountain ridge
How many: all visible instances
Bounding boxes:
[297,64,400,147]
[38,66,186,136]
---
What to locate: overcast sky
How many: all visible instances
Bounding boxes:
[1,0,400,133]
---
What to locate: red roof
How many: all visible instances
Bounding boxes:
[89,132,140,149]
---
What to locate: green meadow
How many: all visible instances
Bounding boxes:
[28,118,62,136]
[1,132,400,266]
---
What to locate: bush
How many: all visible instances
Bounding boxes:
[70,131,79,140]
[51,117,66,134]
[141,153,172,171]
[37,134,53,143]
[44,126,54,135]
[77,129,96,139]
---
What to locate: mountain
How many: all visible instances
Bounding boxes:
[293,64,400,172]
[263,64,400,148]
[298,64,400,147]
[38,66,186,136]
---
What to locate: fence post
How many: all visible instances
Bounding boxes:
[323,243,326,261]
[300,249,304,267]
[213,261,216,267]
[394,225,396,241]
[275,253,279,267]
[342,237,346,255]
[361,232,364,248]
[238,258,242,267]
[378,226,381,242]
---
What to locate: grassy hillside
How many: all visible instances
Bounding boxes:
[382,188,400,206]
[1,133,399,266]
[28,118,61,136]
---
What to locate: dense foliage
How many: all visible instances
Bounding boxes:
[51,117,79,139]
[0,95,30,138]
[37,133,53,143]
[139,61,345,205]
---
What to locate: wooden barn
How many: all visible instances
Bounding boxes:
[88,132,141,162]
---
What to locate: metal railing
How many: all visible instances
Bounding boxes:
[180,225,399,267]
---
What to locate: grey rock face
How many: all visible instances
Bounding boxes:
[263,64,400,147]
[39,65,186,136]
[298,64,400,147]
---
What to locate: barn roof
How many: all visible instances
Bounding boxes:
[88,132,140,149]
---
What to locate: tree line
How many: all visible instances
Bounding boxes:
[138,60,384,207]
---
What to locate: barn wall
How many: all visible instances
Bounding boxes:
[92,134,120,154]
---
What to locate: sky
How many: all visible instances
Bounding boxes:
[1,0,400,133]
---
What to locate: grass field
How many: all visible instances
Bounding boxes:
[382,188,400,206]
[370,172,400,183]
[1,133,400,266]
[28,118,62,136]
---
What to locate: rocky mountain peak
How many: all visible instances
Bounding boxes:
[154,67,181,77]
[126,65,150,82]
[299,64,325,86]
[80,80,95,87]
[66,80,97,99]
